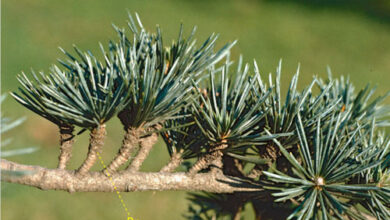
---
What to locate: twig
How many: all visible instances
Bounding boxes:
[210,152,224,175]
[160,150,183,173]
[104,127,141,175]
[247,167,262,179]
[77,124,106,175]
[126,132,159,172]
[57,124,75,169]
[188,144,227,175]
[233,206,243,220]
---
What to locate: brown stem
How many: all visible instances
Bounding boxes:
[188,151,219,175]
[160,150,183,173]
[188,144,227,175]
[77,124,106,175]
[1,159,261,193]
[233,205,242,220]
[57,124,75,169]
[210,151,224,174]
[258,143,281,164]
[252,200,263,220]
[126,132,159,172]
[247,167,262,179]
[104,127,141,175]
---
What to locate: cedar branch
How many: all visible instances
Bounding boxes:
[1,159,262,193]
[77,124,106,175]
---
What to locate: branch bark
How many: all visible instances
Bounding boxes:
[104,127,141,175]
[57,124,75,169]
[126,132,159,172]
[188,144,227,175]
[1,159,261,193]
[160,150,183,173]
[77,124,106,175]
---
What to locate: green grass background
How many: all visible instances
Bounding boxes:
[2,0,390,219]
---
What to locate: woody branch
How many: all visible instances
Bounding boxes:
[1,159,261,193]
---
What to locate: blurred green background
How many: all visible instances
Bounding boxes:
[2,0,390,219]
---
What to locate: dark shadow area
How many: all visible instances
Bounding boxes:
[265,0,390,24]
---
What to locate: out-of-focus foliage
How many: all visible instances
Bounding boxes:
[265,0,390,23]
[1,95,37,176]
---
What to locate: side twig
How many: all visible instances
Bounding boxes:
[77,124,106,175]
[188,144,227,175]
[160,150,183,173]
[104,127,141,175]
[57,124,75,169]
[126,132,159,172]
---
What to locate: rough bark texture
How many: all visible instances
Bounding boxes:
[1,159,261,193]
[57,124,74,169]
[77,124,106,175]
[104,127,141,175]
[210,151,224,174]
[126,132,159,172]
[160,151,183,173]
[258,143,280,162]
[188,144,227,175]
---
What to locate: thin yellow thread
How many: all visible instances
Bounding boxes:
[97,152,137,220]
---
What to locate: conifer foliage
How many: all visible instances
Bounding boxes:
[8,13,390,219]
